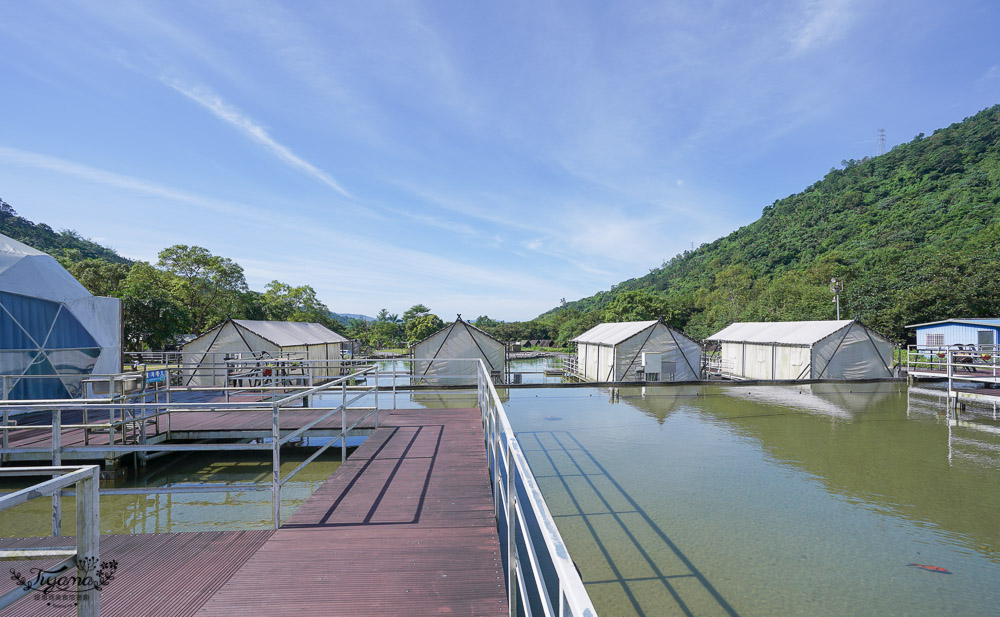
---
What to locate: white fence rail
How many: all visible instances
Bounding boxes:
[0,465,101,616]
[477,361,597,617]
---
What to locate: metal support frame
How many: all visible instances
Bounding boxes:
[0,465,101,617]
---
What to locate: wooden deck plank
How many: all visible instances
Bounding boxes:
[1,408,507,616]
[195,408,507,617]
[0,531,274,617]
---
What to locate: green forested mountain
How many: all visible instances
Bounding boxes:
[0,198,132,264]
[540,105,1000,343]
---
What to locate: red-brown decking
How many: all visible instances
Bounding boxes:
[0,531,274,617]
[195,408,507,617]
[1,408,507,617]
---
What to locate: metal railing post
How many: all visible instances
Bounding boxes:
[76,467,101,616]
[272,402,281,529]
[374,365,379,428]
[341,382,347,462]
[52,408,62,536]
[2,406,7,464]
[506,442,518,617]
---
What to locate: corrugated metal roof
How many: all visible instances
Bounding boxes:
[906,318,1000,328]
[572,320,658,346]
[705,320,855,345]
[233,319,348,346]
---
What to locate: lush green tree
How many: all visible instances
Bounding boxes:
[118,263,188,351]
[66,259,131,297]
[260,280,338,329]
[599,289,674,323]
[364,308,404,348]
[473,315,500,330]
[402,304,431,325]
[406,314,445,344]
[157,245,248,333]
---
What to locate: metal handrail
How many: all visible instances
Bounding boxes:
[476,361,596,617]
[0,365,382,530]
[0,465,101,616]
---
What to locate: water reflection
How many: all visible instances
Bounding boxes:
[502,384,1000,617]
[523,429,741,617]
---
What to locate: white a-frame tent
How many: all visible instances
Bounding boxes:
[410,317,506,385]
[572,320,701,382]
[181,318,353,386]
[705,320,893,380]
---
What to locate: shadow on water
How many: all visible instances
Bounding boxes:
[522,429,741,617]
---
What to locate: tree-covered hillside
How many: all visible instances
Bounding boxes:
[0,198,132,264]
[540,105,1000,343]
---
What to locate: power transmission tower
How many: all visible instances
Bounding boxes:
[877,129,886,156]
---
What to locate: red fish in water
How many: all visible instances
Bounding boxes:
[907,563,952,574]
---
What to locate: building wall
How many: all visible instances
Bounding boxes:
[773,345,811,379]
[916,324,1000,348]
[577,342,615,381]
[720,341,744,377]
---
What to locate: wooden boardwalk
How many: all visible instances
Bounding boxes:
[1,408,507,616]
[4,390,378,455]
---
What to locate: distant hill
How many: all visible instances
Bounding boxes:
[541,104,1000,342]
[0,198,132,264]
[330,312,375,325]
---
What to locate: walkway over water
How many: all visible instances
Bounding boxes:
[0,408,508,616]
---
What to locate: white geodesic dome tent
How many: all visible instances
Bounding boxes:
[572,320,702,382]
[410,317,506,385]
[705,320,894,381]
[0,233,122,399]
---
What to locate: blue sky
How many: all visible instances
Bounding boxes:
[0,0,998,321]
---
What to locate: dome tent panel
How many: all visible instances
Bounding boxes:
[0,233,122,400]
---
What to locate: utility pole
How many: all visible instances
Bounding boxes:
[830,278,844,320]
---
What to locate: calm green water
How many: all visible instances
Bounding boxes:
[0,450,341,536]
[502,383,1000,617]
[4,382,998,617]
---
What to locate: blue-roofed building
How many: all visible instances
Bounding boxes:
[906,319,1000,349]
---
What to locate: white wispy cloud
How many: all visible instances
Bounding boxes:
[160,76,351,197]
[0,145,256,220]
[787,0,858,54]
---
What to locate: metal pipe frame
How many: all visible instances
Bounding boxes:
[0,465,101,617]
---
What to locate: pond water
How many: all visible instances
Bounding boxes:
[0,449,342,536]
[3,379,998,617]
[500,382,1000,617]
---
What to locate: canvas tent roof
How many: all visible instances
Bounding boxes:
[572,321,658,346]
[906,318,1000,329]
[706,320,856,346]
[230,319,348,347]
